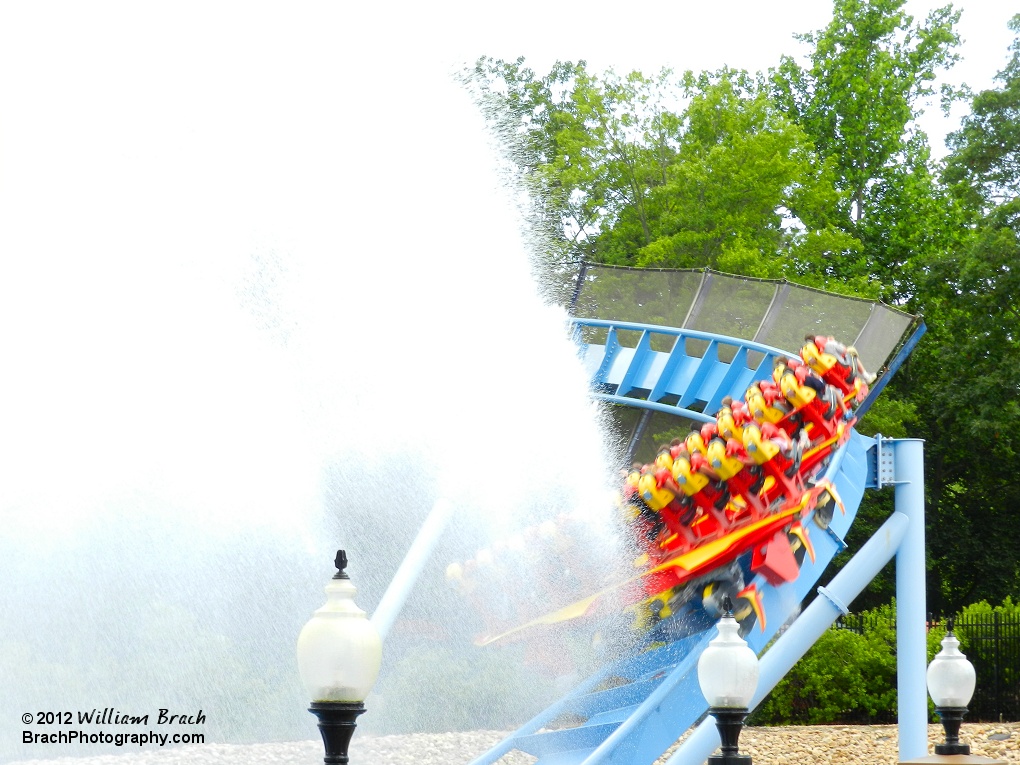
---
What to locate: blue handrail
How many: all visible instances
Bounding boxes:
[570,319,795,423]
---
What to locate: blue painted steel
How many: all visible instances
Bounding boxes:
[464,660,626,765]
[595,395,715,423]
[372,498,455,640]
[565,678,665,718]
[577,318,925,425]
[467,432,872,765]
[617,330,655,397]
[573,319,789,421]
[578,631,717,765]
[465,319,929,765]
[516,723,623,756]
[466,638,700,765]
[870,434,901,490]
[893,439,928,761]
[666,504,910,765]
[576,433,869,765]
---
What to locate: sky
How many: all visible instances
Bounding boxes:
[468,1,1014,77]
[452,0,1016,156]
[0,0,1014,565]
[0,0,1014,555]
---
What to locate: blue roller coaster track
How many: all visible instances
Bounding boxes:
[465,318,931,765]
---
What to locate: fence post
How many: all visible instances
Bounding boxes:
[994,611,1002,721]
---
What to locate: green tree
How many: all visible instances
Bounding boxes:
[773,0,960,226]
[466,58,681,270]
[621,72,857,283]
[468,61,859,287]
[903,17,1020,611]
[944,15,1020,213]
[752,612,898,725]
[467,6,1020,615]
[908,215,1020,611]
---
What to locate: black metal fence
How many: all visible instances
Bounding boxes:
[835,612,1020,722]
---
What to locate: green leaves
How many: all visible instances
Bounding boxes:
[776,0,961,225]
[466,6,1020,615]
[752,623,897,724]
[945,15,1020,212]
[909,24,1020,611]
[631,76,841,272]
[466,60,856,285]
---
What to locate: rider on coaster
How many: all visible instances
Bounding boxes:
[802,334,877,390]
[770,357,848,444]
[716,396,751,442]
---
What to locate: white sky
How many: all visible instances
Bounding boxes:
[467,1,1014,78]
[450,0,1015,156]
[0,1,1014,533]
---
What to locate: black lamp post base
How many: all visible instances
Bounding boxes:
[308,701,366,765]
[934,706,971,756]
[709,707,752,765]
[934,744,972,756]
[708,754,753,765]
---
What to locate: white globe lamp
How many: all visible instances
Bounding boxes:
[697,597,759,765]
[926,618,976,756]
[297,549,383,765]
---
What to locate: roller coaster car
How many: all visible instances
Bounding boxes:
[470,340,859,649]
[622,383,853,637]
[706,437,747,482]
[776,364,816,409]
[742,422,803,498]
[633,478,838,601]
[715,406,740,441]
[471,464,846,649]
[706,438,767,516]
[633,567,766,639]
[637,470,677,512]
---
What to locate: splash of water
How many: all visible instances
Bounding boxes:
[0,4,624,759]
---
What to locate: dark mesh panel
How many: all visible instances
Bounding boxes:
[684,273,780,338]
[572,264,919,372]
[573,267,704,351]
[573,267,692,324]
[756,284,874,359]
[854,305,915,373]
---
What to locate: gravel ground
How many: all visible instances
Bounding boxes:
[9,723,1019,765]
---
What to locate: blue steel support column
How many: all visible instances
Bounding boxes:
[894,439,928,761]
[371,497,455,641]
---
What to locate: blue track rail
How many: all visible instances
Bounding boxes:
[571,318,924,424]
[468,431,871,765]
[468,323,897,765]
[572,320,793,423]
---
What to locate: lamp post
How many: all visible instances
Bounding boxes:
[297,549,383,765]
[697,598,759,765]
[900,617,1004,765]
[926,618,976,756]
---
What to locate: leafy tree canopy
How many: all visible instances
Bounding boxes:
[464,4,1020,615]
[772,0,961,225]
[466,59,863,290]
[944,14,1020,213]
[902,16,1020,611]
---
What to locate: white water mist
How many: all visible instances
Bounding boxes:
[0,4,624,759]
